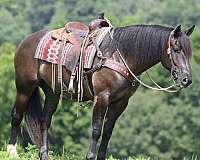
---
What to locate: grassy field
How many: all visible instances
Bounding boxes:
[1,144,198,160]
[0,144,149,160]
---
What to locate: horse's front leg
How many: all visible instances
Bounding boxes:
[40,85,59,160]
[97,98,129,160]
[86,92,109,160]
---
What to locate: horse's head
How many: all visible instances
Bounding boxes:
[161,25,195,88]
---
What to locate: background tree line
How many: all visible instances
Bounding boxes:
[0,0,200,159]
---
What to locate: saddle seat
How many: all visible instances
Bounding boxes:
[51,21,89,45]
[65,21,89,36]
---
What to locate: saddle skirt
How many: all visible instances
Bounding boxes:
[34,27,110,70]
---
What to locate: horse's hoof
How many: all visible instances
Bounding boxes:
[40,152,48,160]
[97,152,107,160]
[97,156,106,160]
[86,152,96,160]
[7,144,18,158]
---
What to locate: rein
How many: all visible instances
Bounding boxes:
[110,28,180,93]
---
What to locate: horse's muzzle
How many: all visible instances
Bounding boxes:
[174,72,192,88]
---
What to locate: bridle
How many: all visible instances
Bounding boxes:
[167,30,180,82]
[111,28,180,93]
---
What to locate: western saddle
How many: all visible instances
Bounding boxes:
[51,13,111,101]
[51,13,110,45]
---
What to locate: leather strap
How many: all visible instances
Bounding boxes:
[102,59,135,82]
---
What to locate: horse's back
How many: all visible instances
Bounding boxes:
[14,29,48,91]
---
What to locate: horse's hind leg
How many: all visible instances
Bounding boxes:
[7,90,35,156]
[86,92,109,160]
[39,83,59,160]
[97,98,129,160]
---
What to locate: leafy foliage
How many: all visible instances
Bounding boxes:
[0,43,16,146]
[0,144,197,160]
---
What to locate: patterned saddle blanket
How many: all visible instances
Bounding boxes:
[34,27,110,70]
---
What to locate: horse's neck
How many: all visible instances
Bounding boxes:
[117,27,169,75]
[118,43,163,75]
[133,51,162,74]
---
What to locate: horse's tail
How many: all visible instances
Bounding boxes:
[24,87,43,148]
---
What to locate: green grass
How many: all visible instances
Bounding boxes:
[0,144,149,160]
[0,144,198,160]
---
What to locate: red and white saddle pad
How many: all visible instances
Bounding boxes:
[34,27,111,69]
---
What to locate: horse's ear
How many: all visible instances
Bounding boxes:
[185,25,195,36]
[173,25,182,37]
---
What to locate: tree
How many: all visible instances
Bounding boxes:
[26,0,55,32]
[0,43,16,146]
[139,0,200,26]
[0,8,31,45]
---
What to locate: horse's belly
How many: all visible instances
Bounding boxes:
[38,61,93,101]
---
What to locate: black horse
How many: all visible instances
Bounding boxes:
[7,24,195,160]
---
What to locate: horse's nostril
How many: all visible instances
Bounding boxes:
[182,77,188,83]
[182,77,188,85]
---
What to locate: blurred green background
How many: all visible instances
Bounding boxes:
[0,0,200,159]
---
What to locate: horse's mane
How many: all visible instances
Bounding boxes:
[106,25,192,65]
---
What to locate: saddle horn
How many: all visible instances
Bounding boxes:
[98,13,105,19]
